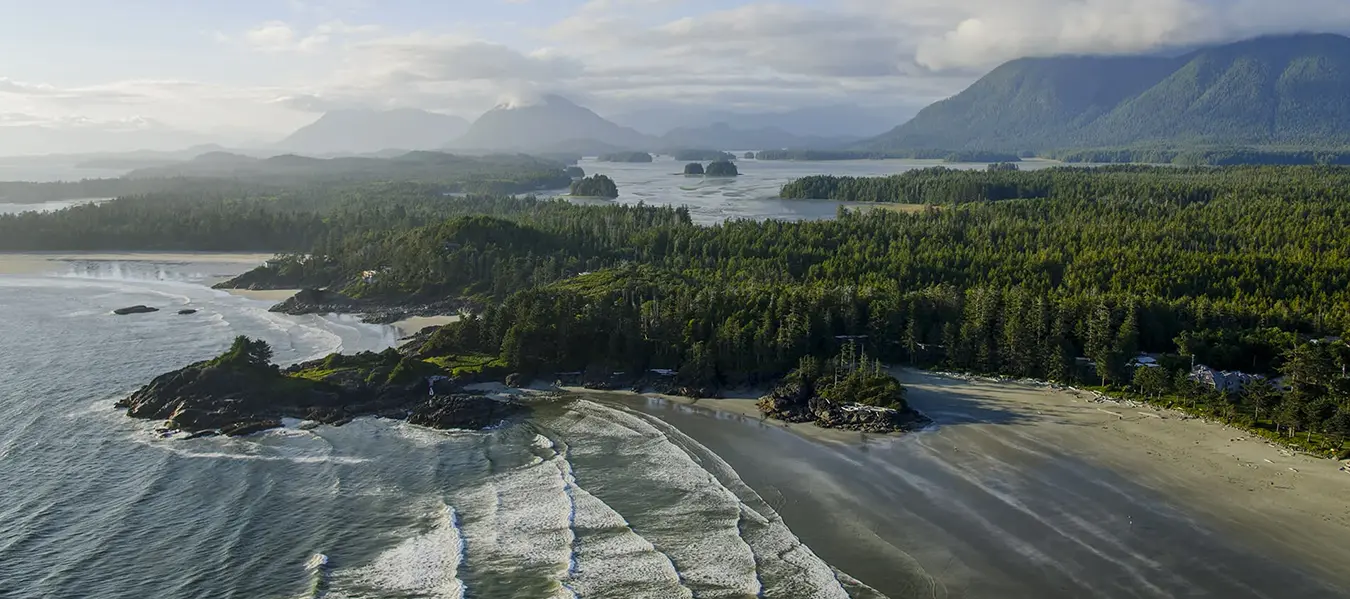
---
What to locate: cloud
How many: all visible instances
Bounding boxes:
[232,20,380,53]
[349,34,583,84]
[899,0,1350,69]
[8,0,1350,143]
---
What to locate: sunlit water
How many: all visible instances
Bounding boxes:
[559,157,1065,224]
[0,260,879,599]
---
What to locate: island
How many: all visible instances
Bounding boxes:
[115,336,524,437]
[565,166,585,178]
[683,162,705,175]
[704,160,739,177]
[597,151,654,163]
[743,152,755,159]
[758,347,929,433]
[570,174,620,198]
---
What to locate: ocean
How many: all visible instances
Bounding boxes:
[0,259,879,599]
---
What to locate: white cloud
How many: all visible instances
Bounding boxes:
[6,0,1350,145]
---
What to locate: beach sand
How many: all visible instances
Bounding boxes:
[220,288,300,302]
[392,315,460,337]
[0,252,274,277]
[603,369,1350,598]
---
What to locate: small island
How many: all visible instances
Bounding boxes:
[705,160,739,177]
[683,163,705,175]
[743,152,755,160]
[564,166,585,179]
[758,347,929,433]
[570,174,620,198]
[598,151,653,163]
[115,336,524,437]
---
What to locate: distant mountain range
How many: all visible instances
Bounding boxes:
[867,33,1350,152]
[611,105,909,139]
[276,109,470,155]
[451,95,650,152]
[278,95,871,156]
[0,122,220,157]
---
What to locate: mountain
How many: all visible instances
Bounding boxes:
[658,122,855,151]
[867,34,1350,151]
[452,95,652,151]
[276,109,470,155]
[612,104,910,138]
[0,121,218,157]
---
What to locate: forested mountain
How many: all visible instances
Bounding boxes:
[276,109,470,155]
[453,95,652,151]
[868,34,1350,152]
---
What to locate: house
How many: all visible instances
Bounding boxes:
[1189,365,1269,393]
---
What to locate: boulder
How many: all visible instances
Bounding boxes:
[407,395,524,430]
[114,305,159,315]
[177,309,199,315]
[504,372,525,388]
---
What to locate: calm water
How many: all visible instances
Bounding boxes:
[0,198,113,215]
[563,157,1065,224]
[0,260,878,599]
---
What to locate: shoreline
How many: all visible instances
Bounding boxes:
[0,251,275,276]
[608,369,1350,597]
[217,287,461,337]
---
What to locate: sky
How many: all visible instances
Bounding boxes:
[2,0,1350,144]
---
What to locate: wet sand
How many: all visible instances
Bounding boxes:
[610,370,1350,599]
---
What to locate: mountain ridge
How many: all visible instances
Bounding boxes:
[867,33,1350,152]
[277,109,470,155]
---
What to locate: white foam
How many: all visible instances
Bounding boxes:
[342,502,466,599]
[548,401,762,596]
[448,443,577,598]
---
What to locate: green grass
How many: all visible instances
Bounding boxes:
[424,354,507,377]
[288,367,352,382]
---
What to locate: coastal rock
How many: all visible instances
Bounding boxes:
[757,380,929,433]
[118,346,527,437]
[114,305,159,315]
[177,309,199,315]
[504,373,525,388]
[269,288,468,325]
[407,394,523,430]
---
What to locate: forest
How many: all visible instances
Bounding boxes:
[11,163,1350,454]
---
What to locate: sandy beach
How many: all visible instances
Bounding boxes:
[0,252,275,276]
[219,288,300,302]
[217,289,460,337]
[605,369,1350,598]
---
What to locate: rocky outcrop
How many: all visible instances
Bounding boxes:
[758,381,929,433]
[408,394,520,430]
[270,288,468,325]
[114,305,159,315]
[116,358,525,437]
[178,309,198,315]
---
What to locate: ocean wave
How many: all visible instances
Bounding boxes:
[335,501,466,599]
